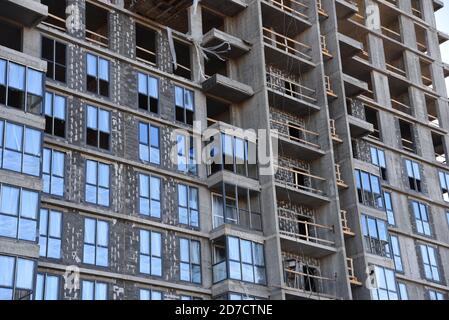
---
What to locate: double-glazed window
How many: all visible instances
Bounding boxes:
[81,280,107,300]
[35,273,59,300]
[179,238,201,284]
[0,59,44,114]
[0,184,38,241]
[438,171,449,202]
[355,169,383,209]
[412,201,431,236]
[428,290,444,300]
[39,209,62,259]
[178,184,199,228]
[215,237,266,285]
[175,86,194,125]
[85,160,110,207]
[44,92,66,137]
[139,174,161,218]
[371,266,398,300]
[177,134,197,175]
[370,146,387,180]
[0,255,35,300]
[86,105,110,150]
[138,73,158,113]
[41,37,66,83]
[139,288,163,300]
[43,148,65,196]
[420,244,440,282]
[384,192,395,226]
[139,122,160,165]
[0,120,42,176]
[361,215,390,258]
[83,218,109,267]
[86,53,109,97]
[406,159,422,192]
[390,235,403,272]
[139,229,162,276]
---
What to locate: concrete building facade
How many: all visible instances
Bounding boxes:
[0,0,449,300]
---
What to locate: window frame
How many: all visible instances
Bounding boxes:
[420,244,440,283]
[139,288,163,300]
[138,229,162,277]
[355,169,384,209]
[0,255,36,300]
[176,134,197,175]
[138,173,161,219]
[39,208,62,260]
[43,148,65,197]
[389,235,403,273]
[44,91,66,138]
[174,85,195,125]
[86,53,110,98]
[371,266,398,300]
[384,191,396,226]
[83,217,109,267]
[85,104,111,151]
[370,146,387,180]
[137,72,159,114]
[438,171,449,202]
[84,159,110,207]
[179,238,202,284]
[138,122,160,165]
[35,273,60,300]
[81,280,108,300]
[41,36,67,83]
[412,200,432,236]
[177,183,199,228]
[361,214,391,258]
[405,159,422,192]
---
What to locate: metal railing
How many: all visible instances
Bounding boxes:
[264,0,309,21]
[262,27,312,60]
[270,119,320,149]
[214,205,263,231]
[274,165,326,195]
[283,268,336,296]
[266,70,317,104]
[41,13,66,31]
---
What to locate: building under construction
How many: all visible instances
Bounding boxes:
[0,0,449,300]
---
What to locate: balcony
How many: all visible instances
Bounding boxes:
[202,74,254,103]
[278,208,336,258]
[348,114,374,138]
[202,28,251,59]
[201,0,248,16]
[0,0,47,27]
[266,68,319,116]
[270,118,324,161]
[261,0,311,31]
[343,73,368,97]
[338,33,363,58]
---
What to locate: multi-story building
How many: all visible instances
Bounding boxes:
[0,0,448,300]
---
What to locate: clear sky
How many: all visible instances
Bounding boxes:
[435,4,449,88]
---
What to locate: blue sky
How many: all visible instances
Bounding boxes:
[435,4,449,87]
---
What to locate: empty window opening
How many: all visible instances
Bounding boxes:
[206,98,230,126]
[205,55,228,78]
[399,119,415,153]
[426,95,439,127]
[365,106,381,140]
[420,58,433,89]
[432,132,446,164]
[0,20,21,52]
[415,24,428,53]
[136,24,157,66]
[202,7,225,34]
[166,9,189,34]
[411,0,423,19]
[174,41,191,79]
[41,0,67,31]
[85,2,109,47]
[389,86,411,115]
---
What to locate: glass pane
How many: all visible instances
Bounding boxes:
[150,177,160,200]
[98,163,109,187]
[86,54,97,77]
[189,187,198,210]
[179,239,189,262]
[150,126,159,147]
[0,215,17,238]
[45,275,59,300]
[149,77,158,98]
[19,219,36,241]
[87,106,97,129]
[39,209,48,236]
[253,243,264,266]
[367,217,378,238]
[82,281,94,300]
[139,174,149,197]
[240,240,252,264]
[5,122,23,151]
[52,151,64,177]
[16,259,34,290]
[0,185,19,215]
[54,95,65,120]
[138,73,147,94]
[96,247,108,267]
[0,256,14,286]
[84,218,96,244]
[175,86,183,107]
[361,172,371,191]
[24,128,41,155]
[83,244,95,264]
[43,149,51,174]
[0,59,5,85]
[27,69,43,96]
[21,190,38,219]
[35,274,44,300]
[139,123,148,144]
[99,58,109,81]
[180,262,190,281]
[178,184,187,207]
[47,239,61,259]
[228,237,240,261]
[44,92,53,116]
[190,241,200,264]
[151,232,161,257]
[406,160,413,177]
[97,221,108,246]
[184,89,194,111]
[412,162,421,180]
[140,289,150,300]
[8,63,25,90]
[370,147,378,166]
[229,261,241,280]
[99,109,110,133]
[140,254,150,274]
[140,230,150,254]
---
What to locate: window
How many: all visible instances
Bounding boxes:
[136,24,157,65]
[397,282,408,300]
[0,59,44,113]
[173,41,192,79]
[354,170,383,209]
[428,290,444,300]
[420,244,440,282]
[138,73,158,113]
[41,0,67,31]
[85,160,110,207]
[384,192,395,226]
[175,86,194,125]
[44,92,66,137]
[139,288,162,300]
[86,53,109,97]
[39,209,62,259]
[176,134,197,175]
[371,266,398,300]
[179,238,201,284]
[35,274,59,300]
[438,171,449,202]
[86,105,110,150]
[41,37,66,83]
[0,120,42,176]
[83,218,109,267]
[228,293,259,300]
[361,215,390,258]
[406,159,422,192]
[43,148,65,196]
[81,280,107,300]
[0,184,38,241]
[139,122,160,165]
[85,2,109,47]
[390,235,403,272]
[178,184,199,228]
[139,174,161,218]
[412,201,431,236]
[370,146,387,180]
[139,229,162,276]
[0,256,35,300]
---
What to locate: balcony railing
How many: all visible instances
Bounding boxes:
[335,164,348,188]
[346,257,361,285]
[381,26,402,42]
[275,165,326,195]
[278,208,334,247]
[330,119,342,143]
[136,45,157,66]
[214,205,263,232]
[391,99,411,114]
[266,70,317,104]
[386,63,406,78]
[265,0,309,21]
[320,35,332,59]
[284,268,336,297]
[263,27,312,61]
[364,237,391,258]
[270,119,320,149]
[41,13,66,31]
[340,210,353,235]
[86,29,109,47]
